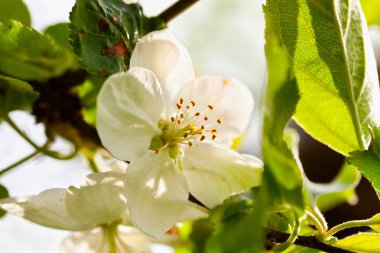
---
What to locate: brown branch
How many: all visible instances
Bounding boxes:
[266,228,355,253]
[158,0,199,23]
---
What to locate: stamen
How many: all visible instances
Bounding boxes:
[208,105,214,110]
[155,149,160,154]
[171,117,175,122]
[180,113,185,119]
[191,101,196,106]
[200,135,206,141]
[188,141,193,147]
[204,116,209,121]
[180,98,184,104]
[217,118,222,124]
[211,129,217,133]
[201,125,205,130]
[212,135,217,140]
[183,132,189,138]
[176,103,182,110]
[195,112,200,117]
[186,105,190,109]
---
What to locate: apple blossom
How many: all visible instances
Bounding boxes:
[96,29,263,237]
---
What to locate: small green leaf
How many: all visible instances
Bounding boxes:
[0,0,31,26]
[310,163,360,212]
[0,75,38,116]
[0,184,9,218]
[347,150,380,193]
[334,233,380,252]
[0,21,73,81]
[69,0,165,78]
[369,213,380,232]
[267,0,380,156]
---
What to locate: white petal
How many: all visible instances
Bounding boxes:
[97,68,164,161]
[115,225,152,253]
[65,172,128,227]
[61,226,152,253]
[60,229,106,253]
[130,29,195,98]
[182,143,263,208]
[178,202,209,222]
[175,76,254,146]
[0,189,91,231]
[125,151,189,237]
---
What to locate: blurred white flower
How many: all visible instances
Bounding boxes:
[96,29,263,237]
[0,172,151,253]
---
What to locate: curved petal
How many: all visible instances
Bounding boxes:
[125,151,189,237]
[175,76,254,146]
[61,226,152,253]
[65,172,128,227]
[60,229,106,253]
[182,142,263,208]
[178,202,209,222]
[97,68,164,161]
[115,225,152,253]
[0,189,91,231]
[130,29,195,98]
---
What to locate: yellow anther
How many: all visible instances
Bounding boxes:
[180,98,184,104]
[201,125,205,130]
[195,112,200,116]
[208,105,214,110]
[217,118,222,124]
[211,129,217,133]
[191,101,196,106]
[204,116,209,121]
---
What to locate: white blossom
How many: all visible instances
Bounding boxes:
[96,29,263,237]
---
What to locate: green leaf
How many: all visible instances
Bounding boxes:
[0,21,73,81]
[0,184,9,218]
[268,0,380,156]
[283,245,321,253]
[369,213,380,232]
[44,23,79,70]
[0,75,38,116]
[334,233,380,252]
[0,0,31,26]
[347,150,380,193]
[263,0,305,212]
[310,163,360,212]
[361,0,380,26]
[69,0,165,78]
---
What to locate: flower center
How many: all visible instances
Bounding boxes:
[150,97,222,156]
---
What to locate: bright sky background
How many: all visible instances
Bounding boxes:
[0,0,266,252]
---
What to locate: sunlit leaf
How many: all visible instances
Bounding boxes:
[268,0,380,156]
[0,184,9,218]
[334,233,380,252]
[347,150,380,193]
[0,75,38,116]
[0,0,30,26]
[69,0,165,78]
[0,21,72,81]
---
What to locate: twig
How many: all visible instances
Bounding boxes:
[158,0,200,23]
[0,151,40,176]
[266,228,355,253]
